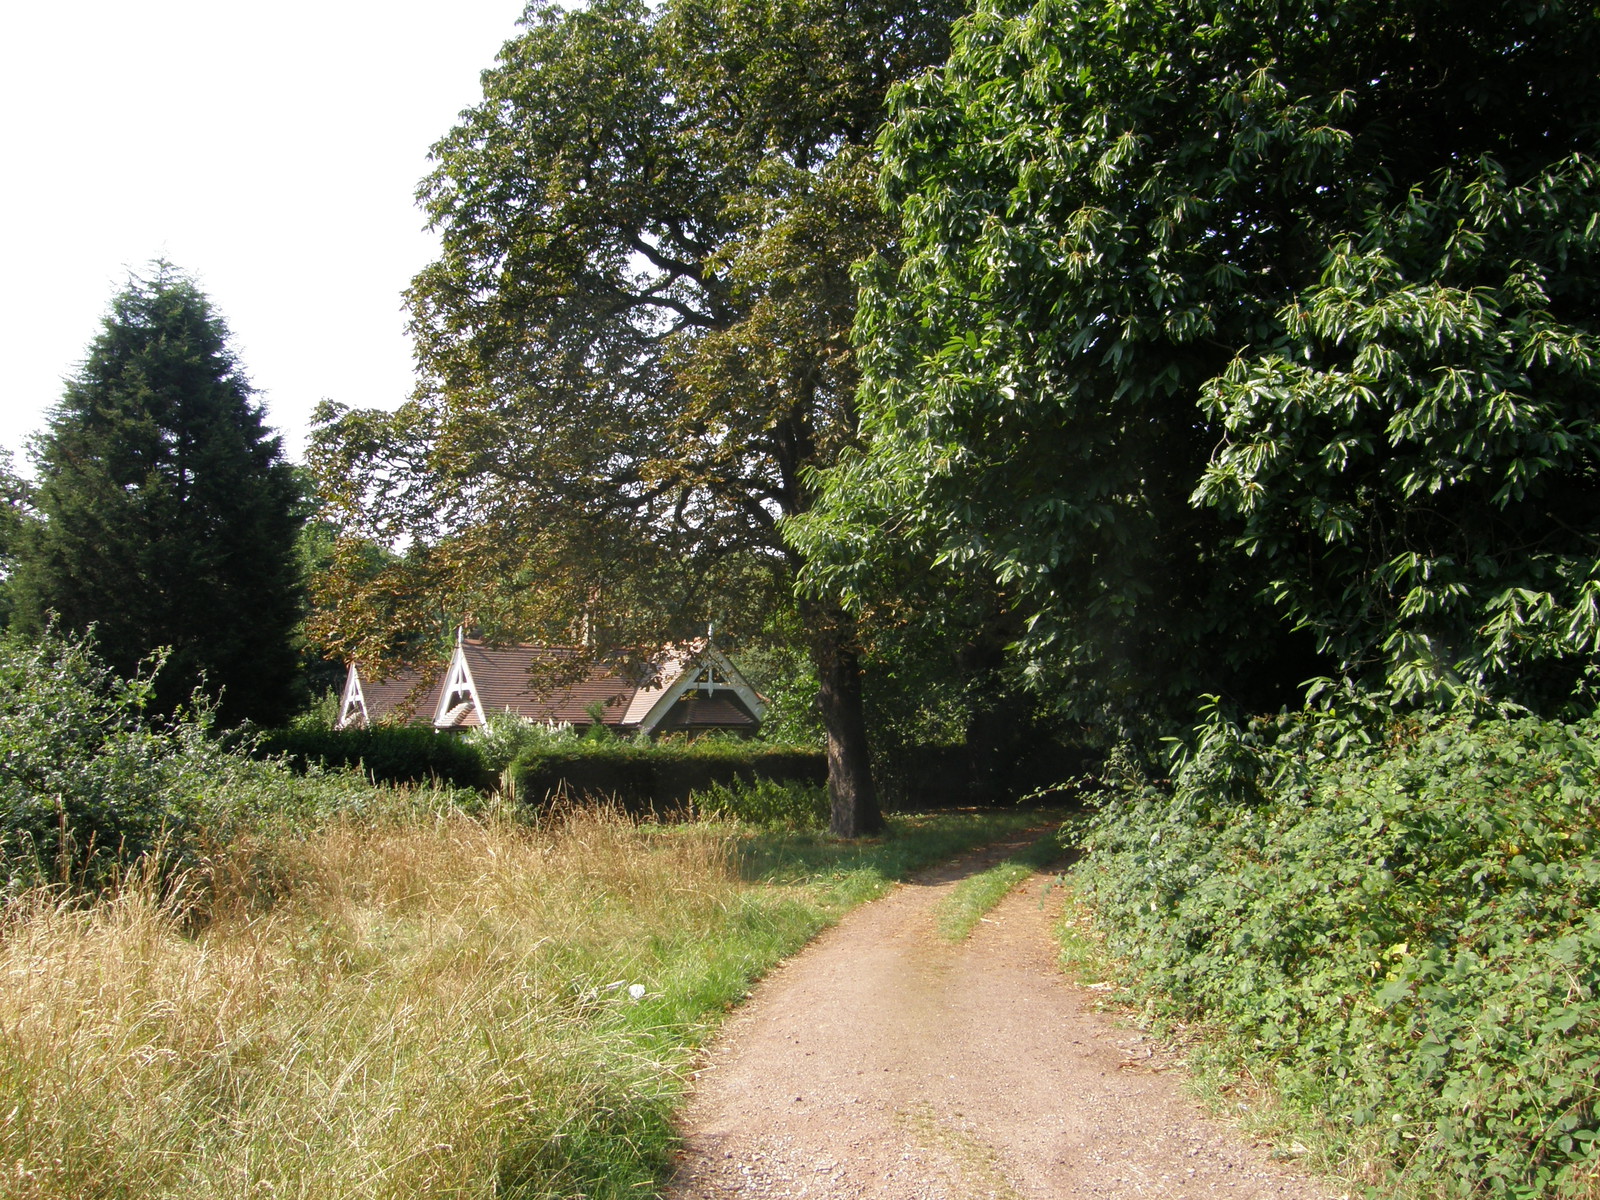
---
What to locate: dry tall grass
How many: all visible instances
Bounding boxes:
[0,806,755,1199]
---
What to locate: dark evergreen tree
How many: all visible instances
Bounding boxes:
[0,453,31,630]
[15,263,303,725]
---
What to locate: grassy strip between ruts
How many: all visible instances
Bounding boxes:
[0,800,1043,1200]
[934,825,1074,941]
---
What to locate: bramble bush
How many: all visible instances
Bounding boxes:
[0,631,466,891]
[0,632,240,887]
[1078,705,1600,1196]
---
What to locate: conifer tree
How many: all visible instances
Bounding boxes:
[15,263,303,725]
[0,453,30,630]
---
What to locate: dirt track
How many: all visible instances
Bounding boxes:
[666,835,1346,1199]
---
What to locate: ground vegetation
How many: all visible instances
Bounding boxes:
[1,776,1034,1198]
[1076,707,1600,1196]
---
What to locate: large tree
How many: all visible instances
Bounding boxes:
[0,454,30,630]
[15,263,304,726]
[311,0,964,835]
[796,0,1600,723]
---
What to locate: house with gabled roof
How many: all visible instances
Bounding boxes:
[336,631,766,736]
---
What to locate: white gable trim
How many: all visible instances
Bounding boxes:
[634,646,767,734]
[431,641,483,728]
[337,664,368,730]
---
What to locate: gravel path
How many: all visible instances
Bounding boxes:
[665,834,1346,1199]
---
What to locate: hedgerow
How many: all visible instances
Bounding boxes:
[252,723,492,789]
[504,734,826,813]
[1077,705,1600,1196]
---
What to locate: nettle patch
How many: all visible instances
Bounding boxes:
[1077,709,1600,1197]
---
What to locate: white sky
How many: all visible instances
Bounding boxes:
[0,0,536,472]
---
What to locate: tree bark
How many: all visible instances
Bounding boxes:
[805,599,883,838]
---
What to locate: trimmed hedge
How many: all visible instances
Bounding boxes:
[254,725,492,790]
[505,740,826,812]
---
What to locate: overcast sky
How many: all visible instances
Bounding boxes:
[1,0,535,472]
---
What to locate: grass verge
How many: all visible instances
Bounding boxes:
[0,801,1041,1199]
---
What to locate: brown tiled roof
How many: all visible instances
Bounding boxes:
[457,642,644,728]
[353,640,761,734]
[353,668,444,727]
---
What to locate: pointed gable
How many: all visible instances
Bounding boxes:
[432,636,483,728]
[630,646,766,735]
[341,637,764,736]
[336,662,443,729]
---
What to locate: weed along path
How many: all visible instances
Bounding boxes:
[665,834,1342,1200]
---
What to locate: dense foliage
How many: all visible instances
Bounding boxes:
[691,776,831,829]
[15,264,304,725]
[253,723,493,790]
[1078,709,1600,1195]
[797,0,1600,722]
[505,735,827,813]
[0,631,372,890]
[0,453,28,629]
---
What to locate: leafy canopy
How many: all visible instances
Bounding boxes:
[797,0,1600,719]
[311,0,962,661]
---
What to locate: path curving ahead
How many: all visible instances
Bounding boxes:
[666,835,1345,1200]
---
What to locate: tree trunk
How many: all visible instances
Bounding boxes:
[805,599,883,838]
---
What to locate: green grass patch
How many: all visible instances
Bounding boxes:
[735,806,1051,912]
[935,827,1071,941]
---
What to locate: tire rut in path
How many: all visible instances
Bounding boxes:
[666,835,1344,1200]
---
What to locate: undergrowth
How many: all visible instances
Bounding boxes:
[691,775,830,829]
[1073,706,1600,1198]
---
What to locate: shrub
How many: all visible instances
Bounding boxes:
[1077,705,1600,1196]
[0,630,476,893]
[0,632,223,887]
[505,739,826,812]
[467,709,578,773]
[691,777,829,829]
[253,724,491,790]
